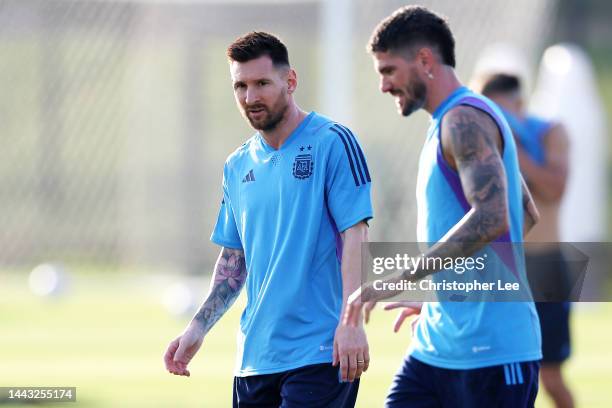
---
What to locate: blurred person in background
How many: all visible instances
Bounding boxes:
[345,6,542,408]
[163,31,373,407]
[476,72,573,408]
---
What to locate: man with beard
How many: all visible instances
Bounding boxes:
[344,6,542,407]
[164,32,373,407]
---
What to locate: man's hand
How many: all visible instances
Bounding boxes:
[384,301,422,333]
[343,272,407,327]
[163,247,246,377]
[363,301,377,324]
[164,323,205,377]
[332,324,370,382]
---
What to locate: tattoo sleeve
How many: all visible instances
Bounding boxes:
[405,106,510,280]
[192,247,247,335]
[444,106,509,246]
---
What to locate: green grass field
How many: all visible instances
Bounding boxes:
[1,270,611,407]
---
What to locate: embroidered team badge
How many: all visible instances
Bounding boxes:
[292,154,313,179]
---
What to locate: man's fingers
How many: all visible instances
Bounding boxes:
[174,336,193,367]
[164,339,180,371]
[383,302,405,311]
[411,316,420,334]
[340,354,349,382]
[173,357,190,375]
[393,308,421,332]
[363,348,371,372]
[176,365,190,377]
[383,301,422,311]
[170,360,190,377]
[355,352,365,379]
[171,370,190,377]
[171,335,198,376]
[347,353,358,382]
[393,310,410,333]
[364,302,376,324]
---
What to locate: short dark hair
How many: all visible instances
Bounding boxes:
[368,6,456,67]
[227,31,290,68]
[477,73,521,97]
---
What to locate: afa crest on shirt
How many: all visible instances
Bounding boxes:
[292,154,313,179]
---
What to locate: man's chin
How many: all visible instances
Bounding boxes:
[401,101,424,117]
[248,118,268,130]
[401,106,417,117]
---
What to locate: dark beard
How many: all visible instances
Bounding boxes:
[258,103,288,131]
[402,76,427,117]
[247,93,289,131]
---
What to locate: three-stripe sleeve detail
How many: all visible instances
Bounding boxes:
[331,124,371,187]
[335,125,365,185]
[330,125,360,187]
[337,124,371,182]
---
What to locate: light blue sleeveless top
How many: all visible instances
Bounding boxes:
[410,87,542,369]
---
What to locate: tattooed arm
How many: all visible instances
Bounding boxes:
[193,247,247,334]
[164,247,246,376]
[403,105,510,279]
[344,105,515,322]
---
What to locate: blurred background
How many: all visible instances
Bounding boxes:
[0,0,610,406]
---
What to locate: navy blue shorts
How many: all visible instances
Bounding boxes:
[526,250,572,364]
[233,363,359,408]
[386,356,539,408]
[535,301,571,363]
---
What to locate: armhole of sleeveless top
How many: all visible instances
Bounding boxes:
[437,103,506,175]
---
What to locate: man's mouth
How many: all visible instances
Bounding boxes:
[247,106,266,114]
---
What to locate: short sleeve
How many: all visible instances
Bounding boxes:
[326,124,374,232]
[210,166,243,249]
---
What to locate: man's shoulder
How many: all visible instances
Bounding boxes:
[524,114,560,140]
[442,104,501,141]
[525,113,552,127]
[444,103,496,124]
[224,134,258,169]
[307,112,335,138]
[441,104,504,162]
[308,112,361,149]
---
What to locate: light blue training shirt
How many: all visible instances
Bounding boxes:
[211,111,373,376]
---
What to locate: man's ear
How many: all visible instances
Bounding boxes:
[416,47,436,73]
[287,68,297,94]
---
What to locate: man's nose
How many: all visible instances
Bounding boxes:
[245,87,260,105]
[380,77,392,93]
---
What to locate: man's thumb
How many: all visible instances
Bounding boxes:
[174,338,189,364]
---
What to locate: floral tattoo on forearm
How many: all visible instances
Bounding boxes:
[193,248,247,334]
